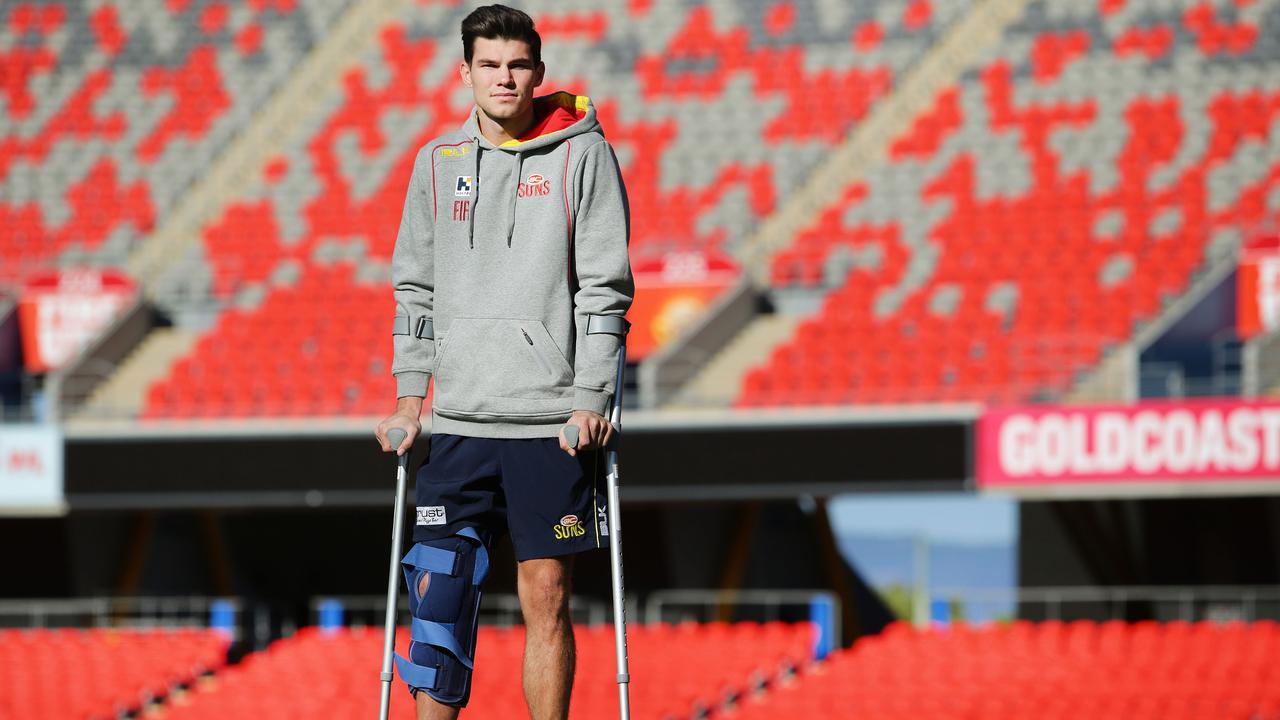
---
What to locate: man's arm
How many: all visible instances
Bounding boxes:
[377,148,435,455]
[562,140,634,454]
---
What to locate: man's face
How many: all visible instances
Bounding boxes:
[461,37,544,122]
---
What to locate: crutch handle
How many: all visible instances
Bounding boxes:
[562,419,623,452]
[562,425,580,449]
[388,428,410,465]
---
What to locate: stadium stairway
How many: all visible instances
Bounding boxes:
[670,313,799,407]
[78,327,199,419]
[737,0,1031,281]
[652,0,1033,408]
[127,0,413,297]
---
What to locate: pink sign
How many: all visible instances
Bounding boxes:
[977,399,1280,488]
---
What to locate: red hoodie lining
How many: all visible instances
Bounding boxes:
[516,96,584,142]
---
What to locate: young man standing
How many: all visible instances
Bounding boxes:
[375,5,633,720]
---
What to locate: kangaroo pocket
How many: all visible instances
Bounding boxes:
[433,318,574,421]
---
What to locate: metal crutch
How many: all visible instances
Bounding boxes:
[379,427,411,720]
[565,345,632,720]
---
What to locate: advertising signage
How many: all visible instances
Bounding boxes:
[977,399,1280,495]
[626,251,737,360]
[18,268,136,373]
[1238,234,1280,340]
[0,424,64,515]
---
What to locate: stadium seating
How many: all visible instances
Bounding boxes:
[21,0,1279,416]
[0,0,351,287]
[729,619,1280,720]
[143,264,397,418]
[162,621,814,719]
[0,627,229,720]
[138,0,972,418]
[745,0,1280,406]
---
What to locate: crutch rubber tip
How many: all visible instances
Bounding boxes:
[562,425,579,449]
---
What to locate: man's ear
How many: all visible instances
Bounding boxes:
[460,60,472,87]
[534,61,545,88]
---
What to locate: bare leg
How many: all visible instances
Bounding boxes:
[518,556,575,720]
[415,692,461,720]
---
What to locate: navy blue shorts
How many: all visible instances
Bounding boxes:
[412,434,609,561]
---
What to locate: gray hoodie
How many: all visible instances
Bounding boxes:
[391,92,634,438]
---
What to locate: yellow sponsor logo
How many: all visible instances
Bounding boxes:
[553,514,585,540]
[441,147,470,158]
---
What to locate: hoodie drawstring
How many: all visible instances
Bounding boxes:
[468,144,481,249]
[508,152,522,247]
[467,143,522,249]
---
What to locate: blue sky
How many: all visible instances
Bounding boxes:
[827,492,1019,545]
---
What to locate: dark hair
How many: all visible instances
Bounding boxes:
[461,5,541,66]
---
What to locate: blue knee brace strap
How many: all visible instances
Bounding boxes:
[394,526,489,707]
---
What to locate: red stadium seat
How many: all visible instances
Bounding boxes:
[748,0,1280,407]
[158,621,815,719]
[736,620,1280,719]
[0,627,229,720]
[0,0,345,286]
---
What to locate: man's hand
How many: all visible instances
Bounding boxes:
[559,409,613,457]
[376,397,424,456]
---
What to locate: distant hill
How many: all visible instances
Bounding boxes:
[837,533,1017,623]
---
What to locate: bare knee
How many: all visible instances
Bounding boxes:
[518,558,571,629]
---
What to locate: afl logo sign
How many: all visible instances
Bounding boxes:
[518,173,552,198]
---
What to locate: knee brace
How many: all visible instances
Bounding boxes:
[394,526,490,707]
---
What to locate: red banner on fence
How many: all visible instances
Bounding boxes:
[18,269,136,373]
[977,399,1280,489]
[1237,234,1280,339]
[626,252,738,360]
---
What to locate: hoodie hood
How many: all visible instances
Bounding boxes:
[464,91,601,151]
[461,92,601,247]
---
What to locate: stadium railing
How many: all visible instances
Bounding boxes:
[929,584,1280,624]
[11,585,1276,631]
[0,596,239,632]
[1245,328,1280,397]
[644,588,839,660]
[308,592,613,629]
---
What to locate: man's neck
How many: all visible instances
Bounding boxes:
[476,108,533,146]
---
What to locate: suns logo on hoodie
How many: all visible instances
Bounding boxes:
[518,173,552,198]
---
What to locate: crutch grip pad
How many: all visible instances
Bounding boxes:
[388,428,407,451]
[562,425,580,449]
